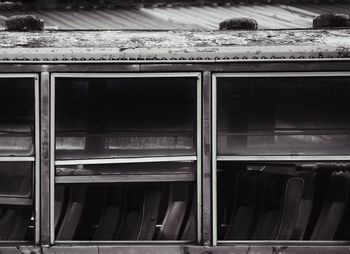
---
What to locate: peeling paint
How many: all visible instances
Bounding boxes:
[0,29,347,61]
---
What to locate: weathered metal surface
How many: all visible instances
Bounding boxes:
[0,29,348,62]
[39,245,350,254]
[0,245,348,254]
[40,72,50,247]
[202,71,212,246]
[0,60,348,252]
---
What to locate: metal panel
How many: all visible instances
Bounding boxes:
[212,73,217,246]
[0,30,348,62]
[196,73,203,244]
[50,73,56,244]
[40,72,51,246]
[55,174,196,183]
[34,74,40,245]
[202,71,212,246]
[55,156,197,166]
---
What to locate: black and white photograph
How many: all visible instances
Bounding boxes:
[0,0,349,253]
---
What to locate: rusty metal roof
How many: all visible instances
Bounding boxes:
[0,29,348,62]
[1,3,350,30]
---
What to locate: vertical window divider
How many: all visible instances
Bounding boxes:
[49,73,56,245]
[34,74,40,245]
[211,73,217,246]
[40,71,51,246]
[196,73,202,245]
[201,71,213,246]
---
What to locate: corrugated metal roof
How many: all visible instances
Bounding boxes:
[0,3,349,30]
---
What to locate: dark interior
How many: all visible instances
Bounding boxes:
[55,77,197,159]
[217,162,350,241]
[217,76,350,156]
[55,182,196,241]
[0,79,35,156]
[217,75,350,241]
[0,161,34,241]
[0,78,35,241]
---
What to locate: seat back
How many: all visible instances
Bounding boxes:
[224,170,258,240]
[277,177,304,240]
[311,172,350,240]
[158,183,190,240]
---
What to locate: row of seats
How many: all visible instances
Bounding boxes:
[0,162,34,240]
[218,166,350,241]
[55,183,195,241]
[0,208,32,240]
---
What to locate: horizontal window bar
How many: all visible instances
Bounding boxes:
[218,240,350,246]
[55,156,197,165]
[0,157,35,162]
[213,71,350,78]
[217,155,350,161]
[55,173,196,183]
[0,197,33,206]
[54,240,194,244]
[52,73,201,79]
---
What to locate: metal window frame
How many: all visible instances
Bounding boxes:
[212,71,350,246]
[50,72,202,244]
[0,74,40,244]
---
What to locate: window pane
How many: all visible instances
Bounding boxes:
[0,79,34,156]
[0,161,34,241]
[55,77,197,159]
[217,161,350,241]
[55,182,196,241]
[217,76,350,156]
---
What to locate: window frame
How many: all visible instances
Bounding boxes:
[212,71,350,246]
[0,74,40,244]
[50,72,202,244]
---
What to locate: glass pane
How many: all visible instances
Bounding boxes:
[0,162,32,198]
[217,76,350,156]
[217,161,350,241]
[0,161,34,241]
[55,182,196,241]
[0,79,34,156]
[55,77,197,159]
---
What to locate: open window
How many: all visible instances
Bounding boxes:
[51,73,201,243]
[213,72,350,244]
[0,75,38,243]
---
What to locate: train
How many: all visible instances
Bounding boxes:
[0,28,349,253]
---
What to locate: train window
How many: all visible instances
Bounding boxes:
[213,72,350,243]
[54,181,196,241]
[216,161,350,241]
[0,78,35,156]
[0,75,38,243]
[54,76,197,159]
[51,73,201,243]
[216,75,350,156]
